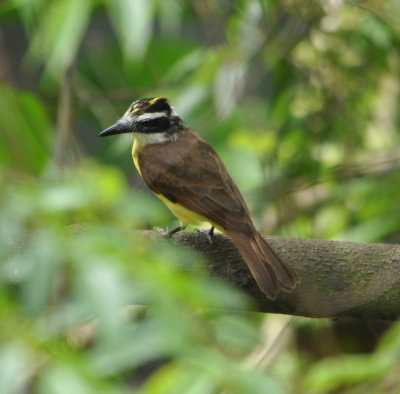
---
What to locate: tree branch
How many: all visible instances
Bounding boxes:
[142,230,400,320]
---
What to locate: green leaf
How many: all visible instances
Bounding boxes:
[304,353,393,392]
[0,343,31,394]
[29,0,93,76]
[104,0,154,60]
[38,363,97,394]
[20,230,61,315]
[0,84,50,174]
[213,60,246,119]
[142,362,215,394]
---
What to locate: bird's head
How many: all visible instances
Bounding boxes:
[99,97,183,139]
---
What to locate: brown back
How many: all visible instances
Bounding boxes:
[138,128,254,233]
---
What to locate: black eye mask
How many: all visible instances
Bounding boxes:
[136,116,171,133]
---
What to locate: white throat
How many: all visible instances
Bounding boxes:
[133,131,177,146]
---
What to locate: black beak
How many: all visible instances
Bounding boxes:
[98,122,132,137]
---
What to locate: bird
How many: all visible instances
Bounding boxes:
[99,97,298,299]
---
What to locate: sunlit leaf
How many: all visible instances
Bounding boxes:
[104,0,154,60]
[29,0,93,76]
[38,363,97,394]
[213,60,246,119]
[0,344,31,394]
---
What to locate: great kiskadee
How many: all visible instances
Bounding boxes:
[99,97,298,299]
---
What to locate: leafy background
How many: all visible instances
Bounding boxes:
[1,0,400,392]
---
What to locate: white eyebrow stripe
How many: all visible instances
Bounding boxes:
[136,112,167,121]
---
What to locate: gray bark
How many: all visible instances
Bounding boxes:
[142,230,400,320]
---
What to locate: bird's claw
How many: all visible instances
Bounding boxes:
[195,227,215,245]
[154,226,186,237]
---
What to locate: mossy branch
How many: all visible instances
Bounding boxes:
[143,230,400,320]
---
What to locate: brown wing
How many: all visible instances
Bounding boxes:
[139,128,299,299]
[138,128,253,232]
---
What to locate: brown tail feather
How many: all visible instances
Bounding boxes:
[228,231,299,299]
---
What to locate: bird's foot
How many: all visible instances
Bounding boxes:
[154,226,187,237]
[168,225,187,235]
[195,226,215,245]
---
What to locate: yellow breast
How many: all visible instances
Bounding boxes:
[155,193,211,227]
[132,139,142,176]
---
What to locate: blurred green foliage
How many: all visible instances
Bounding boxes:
[1,0,400,392]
